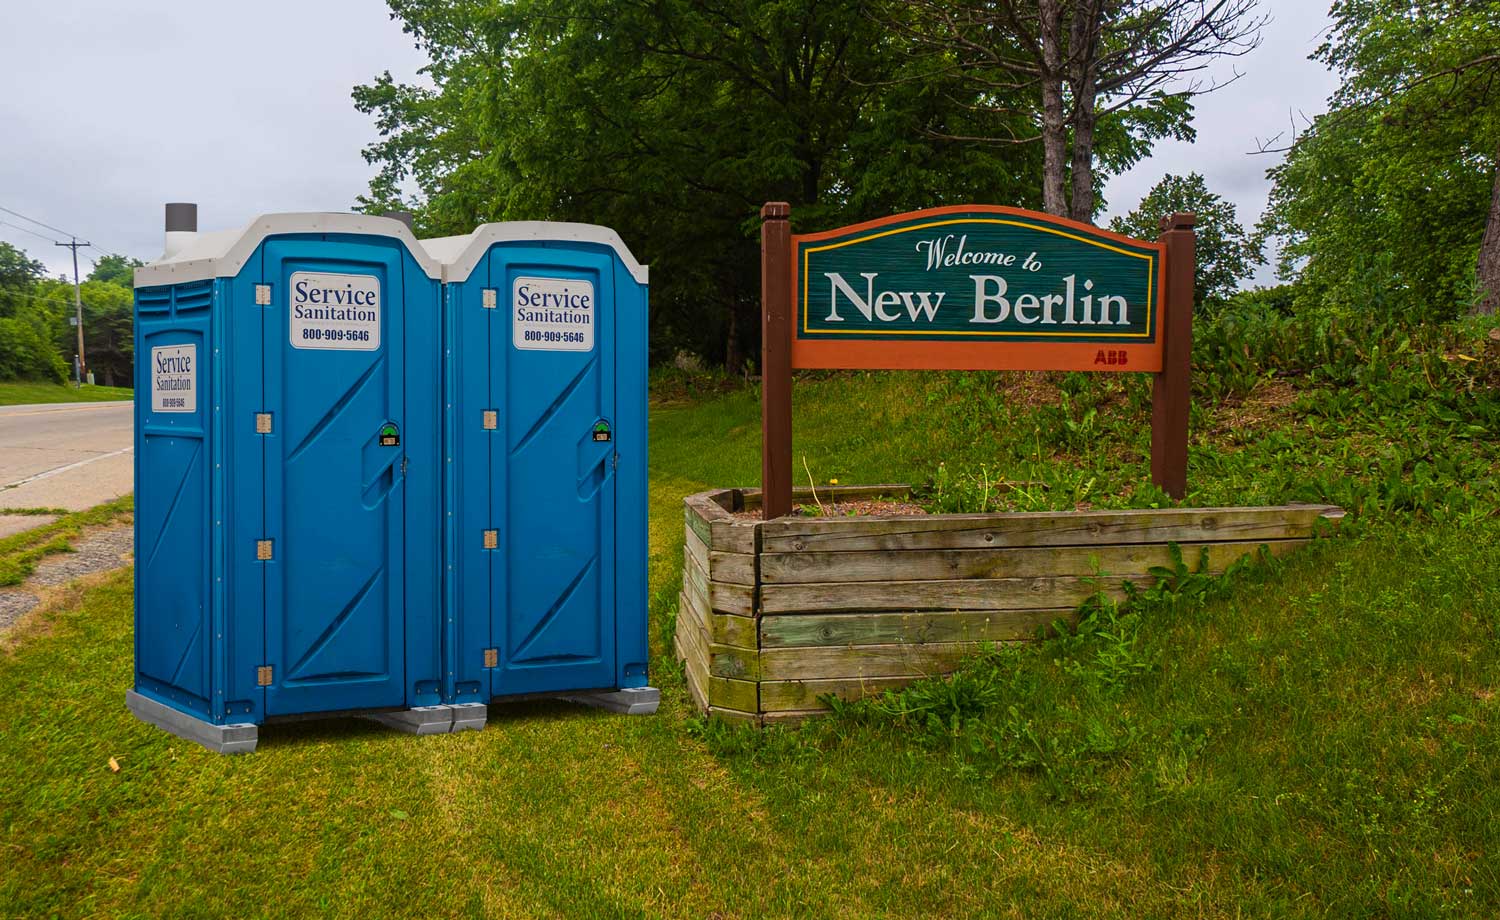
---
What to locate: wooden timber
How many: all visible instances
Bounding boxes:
[675,486,1342,725]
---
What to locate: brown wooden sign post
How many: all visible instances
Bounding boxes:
[761,202,1197,517]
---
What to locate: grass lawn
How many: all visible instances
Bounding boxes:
[0,380,133,406]
[1,369,1497,917]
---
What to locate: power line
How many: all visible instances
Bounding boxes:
[0,219,63,245]
[0,204,80,240]
[0,203,132,262]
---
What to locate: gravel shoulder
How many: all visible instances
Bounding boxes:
[0,523,133,636]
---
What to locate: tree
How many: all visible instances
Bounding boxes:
[1110,172,1261,308]
[1261,0,1500,317]
[88,253,142,287]
[0,241,46,315]
[887,0,1264,221]
[357,0,1199,366]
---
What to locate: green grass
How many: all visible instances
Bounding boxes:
[1,350,1498,916]
[0,380,133,405]
[0,495,132,586]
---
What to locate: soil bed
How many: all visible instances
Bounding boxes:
[730,498,927,521]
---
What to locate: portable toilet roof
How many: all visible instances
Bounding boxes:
[134,212,442,287]
[421,221,649,284]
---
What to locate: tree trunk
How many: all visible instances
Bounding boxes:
[1475,143,1500,316]
[725,305,743,376]
[1038,0,1068,217]
[1066,1,1101,223]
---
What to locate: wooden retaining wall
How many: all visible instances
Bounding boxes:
[675,485,1343,724]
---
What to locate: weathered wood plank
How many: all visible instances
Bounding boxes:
[761,539,1304,584]
[680,556,712,626]
[683,547,756,616]
[707,642,760,681]
[759,641,1010,681]
[761,574,1134,615]
[709,550,756,586]
[760,675,922,711]
[711,611,758,649]
[679,635,710,714]
[707,674,758,711]
[708,706,762,725]
[685,490,757,554]
[712,580,755,617]
[761,504,1344,553]
[683,584,756,650]
[685,524,756,587]
[684,522,711,573]
[759,607,1071,649]
[760,710,822,725]
[675,592,711,667]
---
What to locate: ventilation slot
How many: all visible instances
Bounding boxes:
[173,280,213,313]
[136,286,172,314]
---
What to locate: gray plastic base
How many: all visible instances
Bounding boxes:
[560,686,660,715]
[450,702,488,732]
[126,690,258,755]
[364,705,456,735]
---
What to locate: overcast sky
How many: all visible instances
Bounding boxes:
[2,1,1338,286]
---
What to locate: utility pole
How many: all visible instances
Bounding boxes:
[55,237,88,386]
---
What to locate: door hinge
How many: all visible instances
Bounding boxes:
[256,665,273,687]
[255,412,272,434]
[254,284,272,306]
[481,288,497,309]
[483,648,498,668]
[482,529,498,550]
[612,452,620,470]
[482,410,497,430]
[256,539,273,561]
[400,456,409,476]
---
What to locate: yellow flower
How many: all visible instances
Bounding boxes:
[829,478,839,485]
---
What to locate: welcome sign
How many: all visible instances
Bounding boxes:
[760,202,1197,514]
[790,206,1164,372]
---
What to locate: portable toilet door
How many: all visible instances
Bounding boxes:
[130,209,445,752]
[432,223,654,717]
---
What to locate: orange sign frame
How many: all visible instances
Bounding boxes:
[788,205,1168,373]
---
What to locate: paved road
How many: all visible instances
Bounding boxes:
[0,401,133,524]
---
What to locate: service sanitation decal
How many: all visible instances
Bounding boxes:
[792,207,1164,372]
[289,272,381,351]
[513,276,595,352]
[151,344,196,413]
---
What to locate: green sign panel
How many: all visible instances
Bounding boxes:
[794,208,1160,349]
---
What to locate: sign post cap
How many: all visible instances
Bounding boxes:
[1160,212,1197,232]
[761,202,791,219]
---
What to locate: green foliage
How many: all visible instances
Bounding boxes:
[1263,0,1500,319]
[1110,172,1263,309]
[0,242,135,386]
[359,0,1204,366]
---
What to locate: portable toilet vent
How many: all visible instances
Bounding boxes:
[426,222,656,723]
[128,207,447,753]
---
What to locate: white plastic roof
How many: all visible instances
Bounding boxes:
[427,222,648,285]
[133,213,443,288]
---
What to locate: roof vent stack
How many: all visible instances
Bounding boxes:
[163,202,198,260]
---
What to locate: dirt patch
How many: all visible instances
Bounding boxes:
[0,523,133,637]
[731,498,928,521]
[1207,378,1299,435]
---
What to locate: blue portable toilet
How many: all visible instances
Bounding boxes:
[426,222,656,722]
[128,206,448,753]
